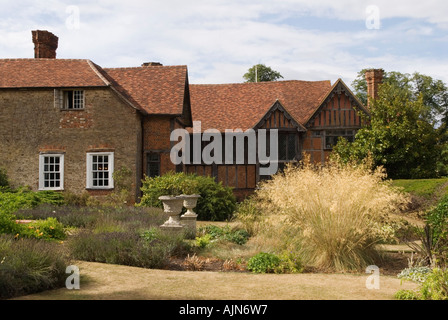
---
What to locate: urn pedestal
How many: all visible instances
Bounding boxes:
[159,195,185,232]
[180,194,200,238]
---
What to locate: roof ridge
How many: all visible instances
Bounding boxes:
[103,65,187,71]
[190,79,331,86]
[86,60,111,86]
[0,58,93,61]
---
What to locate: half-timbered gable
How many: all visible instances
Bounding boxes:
[189,80,333,199]
[302,79,369,164]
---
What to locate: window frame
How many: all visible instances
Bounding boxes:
[324,129,355,150]
[86,152,114,189]
[62,90,85,110]
[278,132,297,161]
[146,152,161,178]
[39,153,64,191]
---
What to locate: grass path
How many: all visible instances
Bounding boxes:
[15,260,417,300]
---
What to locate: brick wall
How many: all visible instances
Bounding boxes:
[142,116,179,176]
[0,87,143,200]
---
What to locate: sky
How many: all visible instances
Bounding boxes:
[0,0,447,87]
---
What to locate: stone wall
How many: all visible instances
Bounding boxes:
[0,87,143,201]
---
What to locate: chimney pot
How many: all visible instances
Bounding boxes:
[141,62,163,67]
[32,30,58,59]
[365,68,384,108]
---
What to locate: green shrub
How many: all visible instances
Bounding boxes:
[276,251,304,274]
[247,252,281,273]
[247,251,304,274]
[426,195,448,242]
[0,235,70,299]
[195,234,213,249]
[0,168,9,191]
[0,189,65,216]
[18,218,66,241]
[0,213,21,235]
[138,172,236,221]
[197,225,250,245]
[394,289,421,300]
[420,268,448,300]
[396,268,448,300]
[398,266,432,283]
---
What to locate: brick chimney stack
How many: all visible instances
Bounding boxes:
[32,30,59,59]
[141,62,163,67]
[365,69,384,108]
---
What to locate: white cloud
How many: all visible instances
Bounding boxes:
[0,0,447,86]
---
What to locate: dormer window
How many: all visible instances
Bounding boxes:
[64,90,84,109]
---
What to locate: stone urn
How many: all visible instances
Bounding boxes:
[159,195,185,230]
[180,194,200,238]
[181,194,201,217]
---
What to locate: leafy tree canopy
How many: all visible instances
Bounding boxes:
[333,77,446,179]
[243,64,283,83]
[352,69,448,126]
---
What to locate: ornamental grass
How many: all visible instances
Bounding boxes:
[245,156,409,272]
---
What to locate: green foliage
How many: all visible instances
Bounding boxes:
[0,168,9,191]
[139,172,189,202]
[426,195,448,241]
[392,178,448,199]
[234,197,264,236]
[0,189,67,240]
[0,189,65,216]
[197,225,250,245]
[195,234,213,249]
[138,172,236,221]
[398,266,432,283]
[247,252,281,273]
[139,227,159,242]
[243,64,283,83]
[19,218,66,241]
[0,235,70,299]
[420,268,448,300]
[394,289,421,300]
[276,251,304,274]
[352,70,448,124]
[246,252,303,274]
[397,268,448,300]
[333,81,443,179]
[108,166,133,206]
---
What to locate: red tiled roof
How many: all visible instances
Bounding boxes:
[0,59,108,88]
[0,59,190,116]
[104,66,188,115]
[189,80,332,132]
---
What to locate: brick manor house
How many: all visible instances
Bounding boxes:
[0,31,383,201]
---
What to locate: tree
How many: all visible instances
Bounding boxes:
[352,69,448,126]
[332,81,444,179]
[243,64,283,83]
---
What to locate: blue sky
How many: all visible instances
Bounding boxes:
[1,0,447,87]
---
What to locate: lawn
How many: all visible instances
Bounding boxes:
[392,177,448,200]
[14,260,417,300]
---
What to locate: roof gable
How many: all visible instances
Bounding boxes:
[304,78,369,127]
[104,65,189,116]
[254,100,306,131]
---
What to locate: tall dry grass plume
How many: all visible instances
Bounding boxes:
[246,155,409,272]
